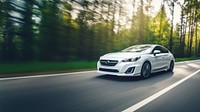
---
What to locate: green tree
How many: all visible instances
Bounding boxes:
[182,0,200,57]
[1,1,17,62]
[150,4,170,47]
[20,0,35,61]
[39,0,68,61]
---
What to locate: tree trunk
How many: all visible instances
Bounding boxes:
[138,0,144,44]
[168,2,174,52]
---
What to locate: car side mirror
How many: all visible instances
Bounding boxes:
[153,50,161,56]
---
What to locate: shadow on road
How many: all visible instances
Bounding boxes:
[96,71,174,82]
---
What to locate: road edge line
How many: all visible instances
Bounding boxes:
[0,70,97,81]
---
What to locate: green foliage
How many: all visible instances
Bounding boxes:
[150,5,170,47]
[0,0,200,63]
[39,0,69,61]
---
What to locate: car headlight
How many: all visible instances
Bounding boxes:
[122,56,141,62]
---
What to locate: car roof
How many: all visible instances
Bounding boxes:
[132,44,159,47]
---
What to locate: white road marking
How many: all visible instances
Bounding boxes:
[0,70,97,81]
[122,69,200,112]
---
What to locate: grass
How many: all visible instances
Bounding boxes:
[0,57,199,77]
[0,61,97,77]
[175,57,200,62]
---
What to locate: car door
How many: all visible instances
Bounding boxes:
[160,46,170,68]
[151,46,165,70]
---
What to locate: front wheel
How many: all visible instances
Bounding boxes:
[168,61,174,72]
[141,62,151,79]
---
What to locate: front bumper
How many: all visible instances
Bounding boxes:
[97,61,142,76]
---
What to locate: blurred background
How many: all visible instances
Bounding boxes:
[0,0,199,74]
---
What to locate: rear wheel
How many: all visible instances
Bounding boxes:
[141,62,151,79]
[168,61,174,72]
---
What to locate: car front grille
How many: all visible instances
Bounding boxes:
[99,68,119,73]
[100,60,118,66]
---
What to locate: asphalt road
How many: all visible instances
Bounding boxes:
[0,60,200,112]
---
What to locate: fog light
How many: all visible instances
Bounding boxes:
[125,67,135,74]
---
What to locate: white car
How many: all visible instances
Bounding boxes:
[97,44,175,78]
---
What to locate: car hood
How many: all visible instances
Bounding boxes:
[100,52,145,60]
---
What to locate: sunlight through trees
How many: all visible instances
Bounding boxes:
[0,0,199,62]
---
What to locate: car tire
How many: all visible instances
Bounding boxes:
[141,62,151,79]
[168,61,174,72]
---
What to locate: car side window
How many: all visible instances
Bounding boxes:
[151,46,162,54]
[161,46,169,53]
[152,46,169,54]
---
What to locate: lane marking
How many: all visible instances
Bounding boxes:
[0,60,199,81]
[122,69,200,112]
[0,70,97,81]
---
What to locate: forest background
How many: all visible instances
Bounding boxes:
[0,0,199,63]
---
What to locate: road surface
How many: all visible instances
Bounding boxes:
[0,60,200,112]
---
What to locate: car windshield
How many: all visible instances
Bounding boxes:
[121,45,152,52]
